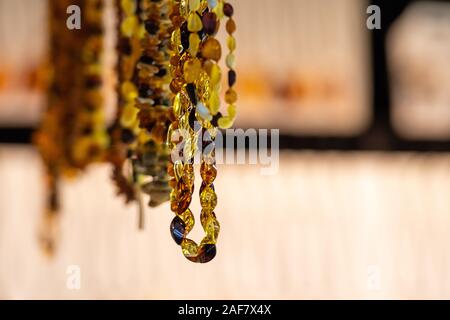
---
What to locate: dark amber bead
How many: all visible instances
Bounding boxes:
[198,244,216,263]
[145,20,159,35]
[201,162,217,184]
[223,3,234,17]
[228,70,236,87]
[202,12,217,35]
[226,18,236,34]
[170,216,185,245]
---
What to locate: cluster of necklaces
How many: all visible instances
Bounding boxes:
[36,0,237,263]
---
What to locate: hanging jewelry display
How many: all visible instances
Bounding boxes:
[166,0,236,263]
[35,0,108,255]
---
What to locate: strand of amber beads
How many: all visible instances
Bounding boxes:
[167,0,224,263]
[131,0,173,209]
[109,0,143,203]
[217,1,237,129]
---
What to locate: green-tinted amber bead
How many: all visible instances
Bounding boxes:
[227,104,237,119]
[227,35,236,52]
[189,0,201,12]
[121,0,136,16]
[187,12,203,32]
[201,38,222,62]
[225,53,236,69]
[188,33,201,57]
[208,91,220,115]
[121,16,138,37]
[183,58,202,83]
[218,116,234,129]
[180,208,195,233]
[181,238,199,258]
[200,186,217,211]
[209,63,221,86]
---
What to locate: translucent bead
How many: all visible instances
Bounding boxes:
[179,0,189,17]
[120,102,139,128]
[218,116,234,129]
[121,16,138,37]
[209,63,221,86]
[121,0,136,16]
[201,162,217,184]
[174,160,184,181]
[225,53,236,69]
[202,12,217,35]
[225,88,237,104]
[213,1,224,19]
[200,186,217,211]
[189,0,201,12]
[227,35,236,52]
[207,94,219,117]
[183,58,202,83]
[187,12,203,32]
[171,29,183,54]
[227,104,237,119]
[202,213,220,243]
[226,18,236,34]
[172,93,182,117]
[180,208,195,233]
[170,216,185,245]
[201,38,222,62]
[196,244,216,263]
[181,238,199,258]
[121,81,137,102]
[188,33,201,57]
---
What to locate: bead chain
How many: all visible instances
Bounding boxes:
[167,0,235,263]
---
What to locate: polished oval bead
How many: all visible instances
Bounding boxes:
[187,12,203,32]
[223,3,234,17]
[228,69,236,87]
[202,12,217,35]
[208,91,220,115]
[226,18,236,34]
[200,162,217,184]
[188,33,201,57]
[207,0,218,9]
[180,208,195,233]
[200,186,218,211]
[209,63,221,86]
[189,0,201,11]
[225,53,236,69]
[197,102,213,121]
[120,103,139,128]
[227,35,236,52]
[201,38,222,62]
[225,88,237,104]
[197,244,217,263]
[121,0,136,16]
[170,216,185,245]
[183,58,202,83]
[121,16,138,37]
[227,104,237,119]
[218,116,234,129]
[181,238,199,258]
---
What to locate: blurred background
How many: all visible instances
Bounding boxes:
[0,0,449,299]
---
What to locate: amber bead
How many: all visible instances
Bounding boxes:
[202,12,217,35]
[200,186,217,211]
[188,33,201,57]
[183,58,202,83]
[226,18,236,34]
[170,216,185,245]
[201,38,222,62]
[187,12,203,32]
[223,3,234,17]
[227,35,236,52]
[228,69,236,87]
[196,244,216,263]
[200,162,217,184]
[225,88,237,104]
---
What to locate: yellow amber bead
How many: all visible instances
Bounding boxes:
[226,53,236,69]
[181,238,199,258]
[208,91,220,115]
[209,63,221,86]
[213,1,224,19]
[218,116,234,129]
[120,103,139,128]
[225,88,237,104]
[171,29,183,54]
[188,33,201,57]
[180,208,195,233]
[121,16,138,37]
[121,81,137,102]
[120,0,135,16]
[179,0,189,17]
[227,104,237,119]
[183,58,202,83]
[187,12,203,32]
[174,160,184,181]
[173,93,182,117]
[201,38,222,62]
[201,212,220,243]
[227,35,236,52]
[200,186,218,211]
[189,0,201,12]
